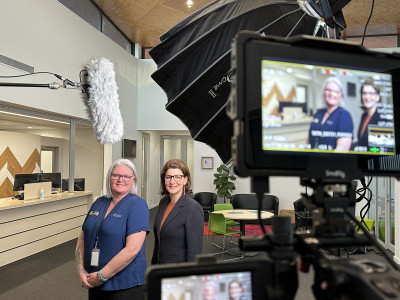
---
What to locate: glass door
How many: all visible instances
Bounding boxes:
[374,177,395,252]
[141,132,150,200]
[388,178,395,252]
[160,135,194,190]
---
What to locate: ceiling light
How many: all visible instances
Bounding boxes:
[186,0,193,8]
[0,110,70,125]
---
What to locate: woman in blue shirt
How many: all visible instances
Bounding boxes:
[76,158,149,300]
[308,77,354,151]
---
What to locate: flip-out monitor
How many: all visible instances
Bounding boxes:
[229,32,400,179]
[146,259,270,300]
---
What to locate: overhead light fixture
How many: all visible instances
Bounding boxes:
[186,0,193,8]
[0,110,70,125]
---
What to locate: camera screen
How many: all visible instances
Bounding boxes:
[261,59,395,155]
[161,271,252,300]
[230,32,400,178]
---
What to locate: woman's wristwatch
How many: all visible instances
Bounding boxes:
[97,270,109,282]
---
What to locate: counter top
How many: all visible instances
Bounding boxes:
[0,191,93,211]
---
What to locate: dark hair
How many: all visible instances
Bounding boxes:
[228,278,243,289]
[360,78,381,106]
[160,159,192,196]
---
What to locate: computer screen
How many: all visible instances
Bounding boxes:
[38,173,61,189]
[13,173,39,191]
[62,178,85,191]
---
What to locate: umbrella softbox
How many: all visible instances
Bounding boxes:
[150,0,350,163]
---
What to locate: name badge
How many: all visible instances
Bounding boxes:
[91,248,100,266]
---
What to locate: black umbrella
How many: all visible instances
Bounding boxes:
[151,0,350,163]
[151,0,282,66]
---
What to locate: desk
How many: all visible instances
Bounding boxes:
[0,191,93,267]
[213,209,274,235]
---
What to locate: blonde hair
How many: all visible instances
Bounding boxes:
[322,77,345,107]
[105,158,138,198]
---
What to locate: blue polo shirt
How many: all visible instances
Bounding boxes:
[309,107,353,150]
[82,194,149,291]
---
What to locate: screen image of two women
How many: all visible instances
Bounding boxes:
[307,77,382,151]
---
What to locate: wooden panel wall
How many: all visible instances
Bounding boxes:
[0,132,41,198]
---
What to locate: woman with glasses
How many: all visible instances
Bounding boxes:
[356,79,382,149]
[307,77,354,151]
[228,278,245,300]
[75,158,149,300]
[151,159,204,264]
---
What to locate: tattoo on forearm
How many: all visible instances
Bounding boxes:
[75,245,88,274]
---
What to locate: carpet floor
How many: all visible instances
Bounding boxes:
[0,207,395,300]
[204,223,273,236]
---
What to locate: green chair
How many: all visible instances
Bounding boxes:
[207,212,243,261]
[213,203,240,228]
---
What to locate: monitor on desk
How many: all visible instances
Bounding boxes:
[62,178,85,191]
[38,173,61,190]
[13,173,39,192]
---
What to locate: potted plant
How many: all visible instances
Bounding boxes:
[213,164,236,203]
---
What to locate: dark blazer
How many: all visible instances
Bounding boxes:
[151,194,204,264]
[357,110,383,147]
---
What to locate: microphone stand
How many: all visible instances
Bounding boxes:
[0,78,84,90]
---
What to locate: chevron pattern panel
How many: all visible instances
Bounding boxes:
[262,83,296,116]
[0,132,41,198]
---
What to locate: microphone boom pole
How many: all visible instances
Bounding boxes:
[0,82,62,89]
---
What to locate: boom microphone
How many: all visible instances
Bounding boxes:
[81,57,124,144]
[0,57,124,144]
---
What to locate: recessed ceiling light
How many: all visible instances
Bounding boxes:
[187,0,193,8]
[28,126,32,129]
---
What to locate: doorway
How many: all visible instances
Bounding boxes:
[141,132,150,200]
[40,146,59,173]
[160,135,194,189]
[369,177,395,253]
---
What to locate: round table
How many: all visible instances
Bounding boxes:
[212,209,274,257]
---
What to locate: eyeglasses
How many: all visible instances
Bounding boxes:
[324,88,341,95]
[111,173,133,181]
[362,91,377,96]
[165,174,185,182]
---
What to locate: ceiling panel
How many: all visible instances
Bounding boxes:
[92,0,399,49]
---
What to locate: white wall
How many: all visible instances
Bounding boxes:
[0,0,308,211]
[0,0,140,193]
[137,60,188,130]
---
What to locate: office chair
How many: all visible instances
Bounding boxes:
[207,212,243,261]
[230,193,279,225]
[213,203,240,227]
[192,192,217,221]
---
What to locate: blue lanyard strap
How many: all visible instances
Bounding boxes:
[94,201,109,248]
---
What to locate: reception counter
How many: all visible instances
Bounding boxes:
[0,191,93,267]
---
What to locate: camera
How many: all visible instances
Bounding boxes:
[145,32,400,300]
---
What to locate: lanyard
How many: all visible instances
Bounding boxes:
[94,201,110,249]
